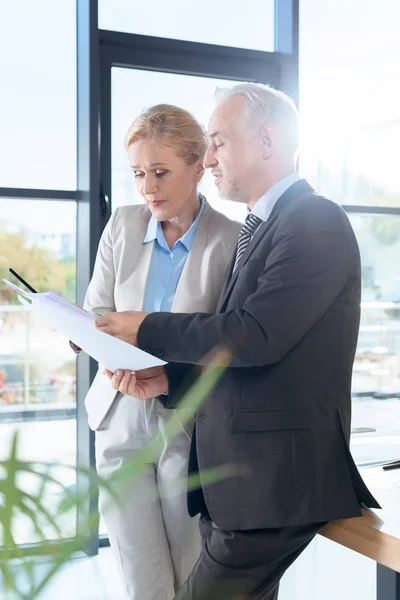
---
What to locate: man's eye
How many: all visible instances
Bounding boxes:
[215,143,224,149]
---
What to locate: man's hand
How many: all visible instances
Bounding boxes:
[95,311,148,346]
[104,366,168,400]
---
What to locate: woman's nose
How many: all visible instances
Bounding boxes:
[143,175,158,195]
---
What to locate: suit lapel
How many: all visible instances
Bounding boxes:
[216,254,235,313]
[218,213,279,311]
[218,179,314,312]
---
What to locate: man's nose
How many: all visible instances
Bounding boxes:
[204,145,218,169]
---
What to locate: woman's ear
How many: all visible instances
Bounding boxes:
[194,159,205,182]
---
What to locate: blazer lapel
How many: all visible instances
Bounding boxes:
[137,241,155,310]
[218,179,314,311]
[126,211,155,311]
[171,200,212,313]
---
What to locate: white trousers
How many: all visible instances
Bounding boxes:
[95,394,200,600]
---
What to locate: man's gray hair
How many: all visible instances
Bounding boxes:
[214,82,299,154]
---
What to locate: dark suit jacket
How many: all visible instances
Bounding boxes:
[138,179,380,530]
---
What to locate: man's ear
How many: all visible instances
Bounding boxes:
[260,125,276,159]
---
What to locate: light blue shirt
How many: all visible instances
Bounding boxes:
[143,197,205,313]
[251,172,300,224]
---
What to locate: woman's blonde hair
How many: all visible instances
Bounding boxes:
[124,104,208,165]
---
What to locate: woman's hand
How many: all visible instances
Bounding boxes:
[104,366,168,400]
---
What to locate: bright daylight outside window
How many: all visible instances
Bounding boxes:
[99,0,274,51]
[0,0,78,545]
[300,0,400,465]
[0,200,78,544]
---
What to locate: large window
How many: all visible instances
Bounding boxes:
[299,0,400,464]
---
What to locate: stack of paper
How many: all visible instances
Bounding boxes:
[3,279,166,372]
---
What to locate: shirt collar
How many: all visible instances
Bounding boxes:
[143,214,159,244]
[251,172,300,222]
[143,195,205,251]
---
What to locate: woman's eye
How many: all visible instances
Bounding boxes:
[133,170,167,178]
[215,143,224,149]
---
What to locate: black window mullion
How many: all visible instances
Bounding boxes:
[343,205,400,216]
[76,0,102,557]
[0,188,79,201]
[99,30,283,85]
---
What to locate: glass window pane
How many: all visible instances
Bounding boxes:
[349,213,400,465]
[99,0,274,52]
[111,67,247,223]
[300,0,400,464]
[299,0,400,207]
[0,199,77,543]
[0,1,77,190]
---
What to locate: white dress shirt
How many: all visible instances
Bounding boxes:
[251,172,300,225]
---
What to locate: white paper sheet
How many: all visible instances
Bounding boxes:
[3,278,166,371]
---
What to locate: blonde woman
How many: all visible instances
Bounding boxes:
[81,105,241,600]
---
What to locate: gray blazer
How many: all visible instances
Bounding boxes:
[83,199,241,430]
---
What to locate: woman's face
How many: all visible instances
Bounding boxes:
[127,140,204,221]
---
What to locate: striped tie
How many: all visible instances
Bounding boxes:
[233,213,262,272]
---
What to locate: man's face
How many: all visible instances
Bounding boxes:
[204,96,263,203]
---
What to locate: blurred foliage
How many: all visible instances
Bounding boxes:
[0,225,76,305]
[0,351,233,599]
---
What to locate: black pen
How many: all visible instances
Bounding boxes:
[9,268,38,293]
[382,460,400,471]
